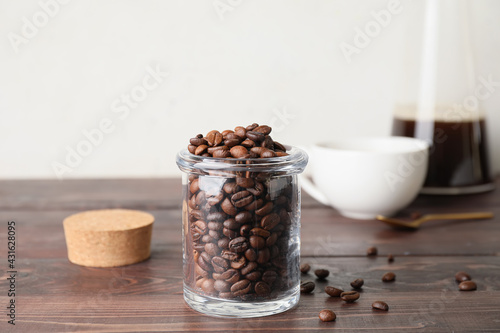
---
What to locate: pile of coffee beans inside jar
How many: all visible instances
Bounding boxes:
[185,124,299,301]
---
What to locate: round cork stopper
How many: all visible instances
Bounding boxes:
[63,209,154,267]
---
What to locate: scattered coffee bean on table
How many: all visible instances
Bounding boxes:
[325,286,344,297]
[367,246,378,256]
[300,281,315,293]
[459,281,477,291]
[314,269,330,280]
[410,211,422,219]
[340,291,360,303]
[300,263,311,274]
[382,272,396,282]
[372,301,389,311]
[319,309,336,322]
[455,271,471,282]
[388,254,394,263]
[350,278,364,289]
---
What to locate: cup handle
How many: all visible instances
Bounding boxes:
[299,174,330,206]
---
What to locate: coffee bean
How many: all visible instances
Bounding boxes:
[455,271,471,282]
[207,212,227,222]
[300,263,311,274]
[241,139,255,148]
[255,202,273,216]
[459,281,477,291]
[388,254,394,263]
[218,269,240,284]
[230,256,246,270]
[206,192,224,206]
[372,301,389,311]
[204,243,220,256]
[245,123,259,131]
[195,144,209,155]
[231,279,252,296]
[325,286,343,297]
[206,130,223,146]
[213,149,231,158]
[211,256,229,273]
[382,272,396,282]
[246,131,265,142]
[314,269,330,280]
[235,211,253,224]
[201,279,216,294]
[236,177,255,188]
[214,279,231,292]
[257,248,271,264]
[261,213,280,230]
[262,270,277,285]
[245,270,262,281]
[247,182,265,196]
[249,235,266,250]
[221,129,233,138]
[266,233,278,247]
[192,220,207,235]
[230,145,249,158]
[208,221,223,231]
[218,291,233,299]
[222,227,239,239]
[190,136,208,146]
[218,238,229,249]
[274,141,286,151]
[261,149,276,158]
[229,237,249,253]
[221,250,239,261]
[367,246,378,256]
[188,144,197,154]
[240,262,258,276]
[240,224,252,237]
[255,281,271,296]
[300,281,315,293]
[350,278,364,289]
[410,211,422,219]
[224,139,241,148]
[245,248,258,262]
[234,126,247,139]
[223,182,239,194]
[250,227,270,238]
[340,291,360,302]
[318,309,336,322]
[231,191,254,208]
[190,178,200,194]
[243,198,264,211]
[198,252,212,271]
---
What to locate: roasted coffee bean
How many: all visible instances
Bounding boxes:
[340,291,360,302]
[221,198,237,215]
[208,230,220,240]
[192,220,207,235]
[206,192,224,206]
[250,147,265,156]
[198,252,212,271]
[213,149,231,158]
[235,211,253,224]
[372,301,389,311]
[274,141,286,151]
[325,286,343,297]
[255,202,273,216]
[276,151,289,157]
[255,281,271,296]
[244,198,264,211]
[247,182,265,196]
[195,144,209,155]
[201,279,216,294]
[249,235,266,250]
[240,262,258,276]
[250,227,270,238]
[265,233,278,247]
[206,130,223,146]
[318,309,336,322]
[236,177,255,188]
[224,138,241,148]
[246,131,265,142]
[221,250,239,261]
[260,149,276,158]
[218,269,240,284]
[410,211,422,219]
[261,136,275,150]
[223,227,239,239]
[241,139,255,148]
[230,256,246,270]
[201,234,214,243]
[459,281,477,291]
[218,238,230,249]
[223,218,240,230]
[455,271,471,282]
[223,182,239,194]
[207,212,227,222]
[195,264,209,278]
[367,246,378,256]
[388,254,394,263]
[218,291,233,299]
[234,126,247,139]
[188,144,197,154]
[245,270,262,281]
[382,272,396,282]
[261,213,280,230]
[257,248,271,264]
[245,248,258,262]
[230,145,249,158]
[208,221,223,231]
[229,237,249,253]
[221,129,233,138]
[300,263,311,274]
[245,123,259,131]
[350,278,364,289]
[253,125,272,135]
[231,191,254,208]
[240,224,252,237]
[190,136,208,146]
[207,145,228,155]
[300,281,315,293]
[211,256,229,273]
[190,178,200,194]
[190,209,204,221]
[204,243,220,256]
[231,279,252,296]
[314,269,330,280]
[262,270,277,285]
[214,279,231,292]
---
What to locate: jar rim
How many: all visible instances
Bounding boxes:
[176,145,308,175]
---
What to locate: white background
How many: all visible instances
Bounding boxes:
[1,0,499,179]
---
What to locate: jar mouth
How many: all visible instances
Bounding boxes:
[176,145,308,175]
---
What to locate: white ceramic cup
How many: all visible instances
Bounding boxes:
[300,137,429,220]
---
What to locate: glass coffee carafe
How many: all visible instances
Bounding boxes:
[391,0,494,194]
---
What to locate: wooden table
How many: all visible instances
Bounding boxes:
[1,178,499,332]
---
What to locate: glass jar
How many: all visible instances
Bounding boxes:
[176,146,308,318]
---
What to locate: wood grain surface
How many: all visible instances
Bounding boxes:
[0,178,499,332]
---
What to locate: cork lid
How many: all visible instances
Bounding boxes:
[63,209,154,267]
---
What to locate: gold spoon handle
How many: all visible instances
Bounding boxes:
[421,212,494,223]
